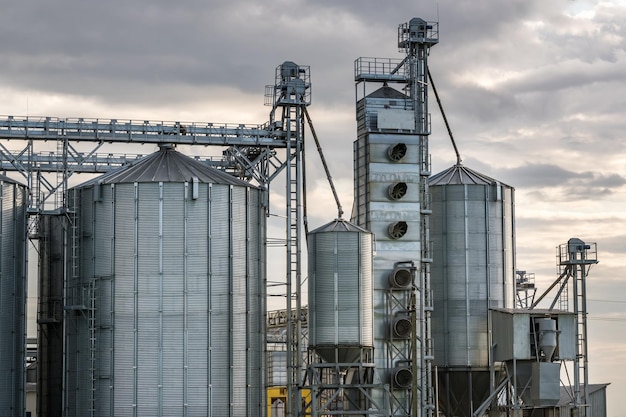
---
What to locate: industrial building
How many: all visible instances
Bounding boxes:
[0,17,608,417]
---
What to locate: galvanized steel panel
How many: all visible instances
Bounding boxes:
[308,220,373,363]
[0,178,27,416]
[431,180,515,369]
[430,171,515,416]
[66,153,266,417]
[365,135,420,165]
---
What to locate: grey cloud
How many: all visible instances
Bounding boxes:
[458,163,626,199]
[2,1,626,414]
[587,173,626,188]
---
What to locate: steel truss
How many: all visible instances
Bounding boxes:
[352,18,438,417]
[0,61,311,417]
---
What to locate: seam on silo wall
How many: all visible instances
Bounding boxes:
[133,182,139,417]
[207,182,213,417]
[158,181,163,417]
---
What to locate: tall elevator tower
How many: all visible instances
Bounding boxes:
[352,18,438,417]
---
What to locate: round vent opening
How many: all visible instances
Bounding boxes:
[388,221,408,239]
[389,267,413,289]
[387,143,407,162]
[388,182,408,200]
[392,367,413,389]
[392,316,412,338]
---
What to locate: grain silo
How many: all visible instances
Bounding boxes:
[306,218,375,414]
[307,218,374,365]
[429,164,516,417]
[0,174,28,417]
[64,145,266,417]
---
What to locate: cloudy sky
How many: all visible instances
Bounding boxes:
[2,0,625,415]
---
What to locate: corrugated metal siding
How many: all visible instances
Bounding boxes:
[351,130,423,411]
[0,179,27,416]
[208,184,231,414]
[247,189,265,413]
[66,175,265,417]
[431,181,516,368]
[112,183,135,417]
[187,183,209,415]
[430,176,516,416]
[308,221,374,362]
[232,187,247,414]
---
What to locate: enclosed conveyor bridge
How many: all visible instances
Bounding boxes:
[0,116,287,147]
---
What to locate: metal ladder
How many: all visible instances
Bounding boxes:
[88,278,98,417]
[56,134,68,210]
[557,263,569,311]
[284,102,303,417]
[418,133,435,417]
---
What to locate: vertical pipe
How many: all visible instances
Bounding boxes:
[573,263,581,412]
[245,188,250,417]
[295,110,303,417]
[183,182,189,417]
[18,185,27,417]
[485,185,493,404]
[581,264,590,413]
[228,185,234,417]
[110,185,116,417]
[285,105,294,417]
[463,185,471,367]
[207,183,213,417]
[91,181,97,417]
[158,182,164,417]
[434,366,439,417]
[467,370,473,417]
[62,200,69,416]
[133,183,139,417]
[510,188,517,309]
[512,358,518,411]
[445,371,450,417]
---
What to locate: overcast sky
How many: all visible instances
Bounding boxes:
[2,0,625,415]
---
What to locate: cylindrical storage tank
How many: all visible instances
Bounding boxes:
[307,219,373,364]
[37,214,66,417]
[429,164,515,417]
[0,175,28,416]
[64,146,266,417]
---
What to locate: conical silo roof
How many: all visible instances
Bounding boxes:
[429,164,511,188]
[309,218,370,234]
[366,85,409,100]
[78,146,254,187]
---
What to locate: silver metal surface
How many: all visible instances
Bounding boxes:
[429,164,516,417]
[490,308,577,362]
[430,165,515,366]
[0,175,27,416]
[64,149,266,417]
[353,21,442,414]
[0,116,284,146]
[307,219,373,364]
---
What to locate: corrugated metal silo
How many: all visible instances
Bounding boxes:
[307,218,373,364]
[429,164,515,417]
[0,174,28,417]
[64,145,266,417]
